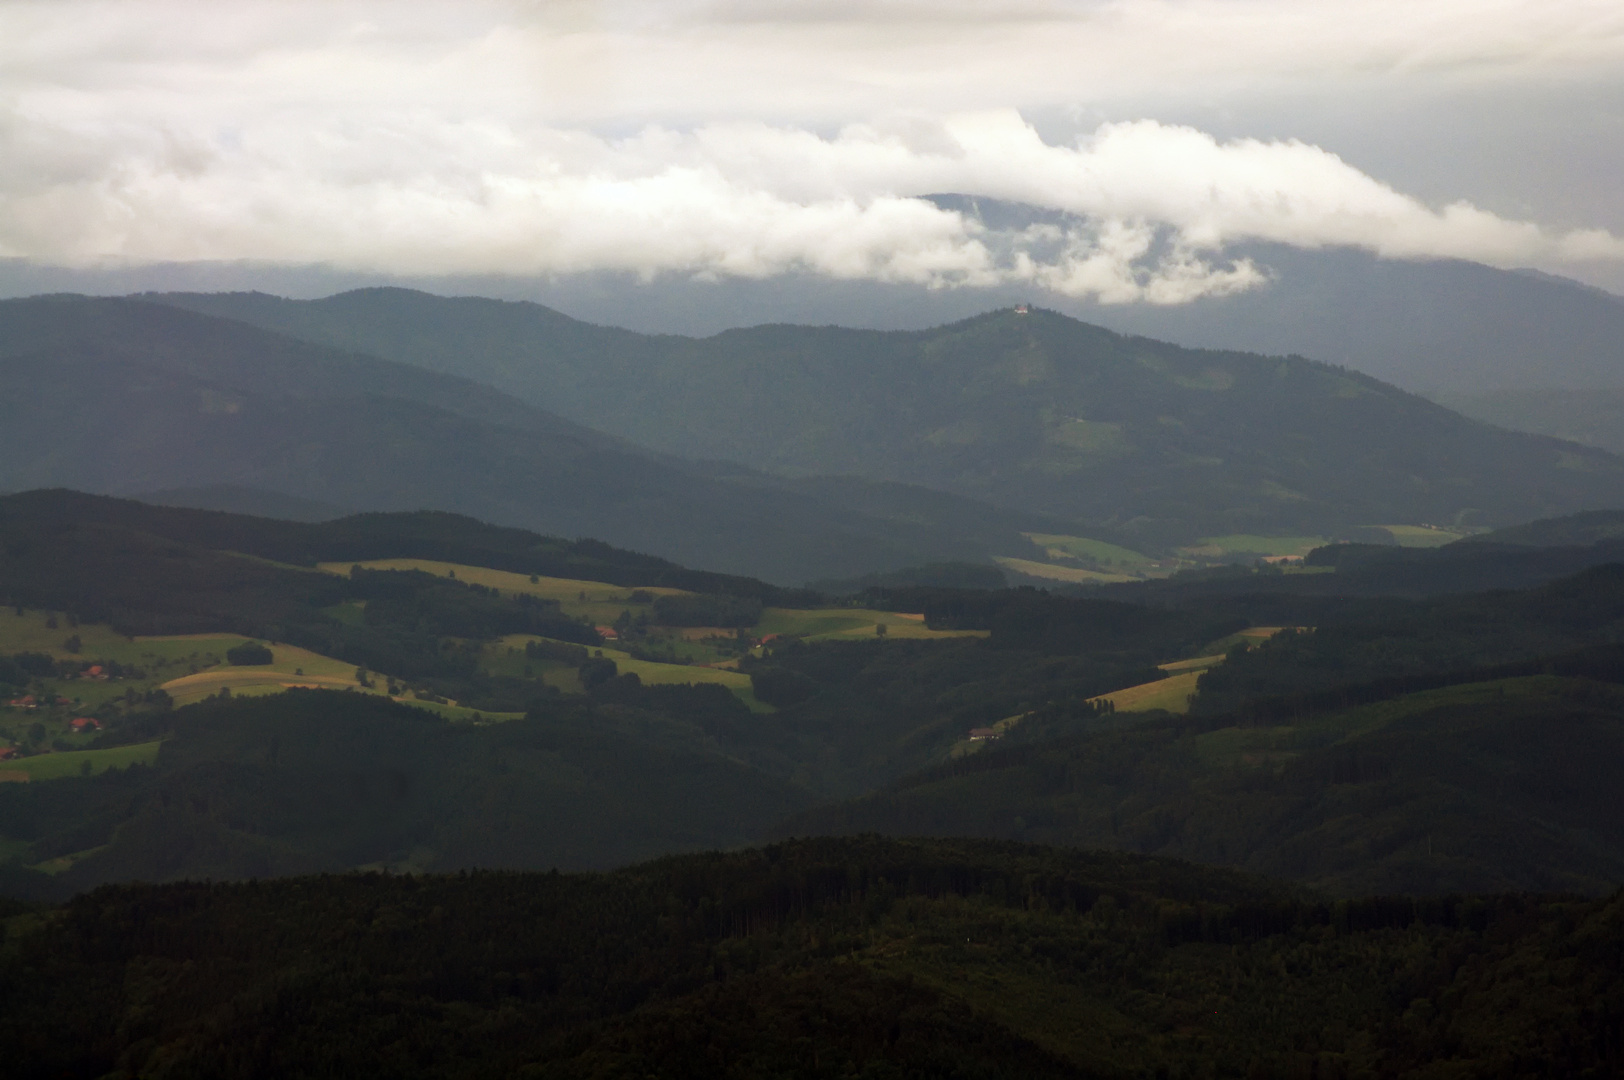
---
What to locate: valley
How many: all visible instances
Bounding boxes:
[3,296,1624,1077]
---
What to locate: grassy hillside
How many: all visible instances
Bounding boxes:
[151,288,1624,547]
[3,836,1621,1078]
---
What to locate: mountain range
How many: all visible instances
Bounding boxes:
[0,296,1070,583]
[151,287,1624,548]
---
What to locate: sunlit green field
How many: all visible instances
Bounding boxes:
[1090,670,1203,714]
[489,635,771,712]
[0,740,162,781]
[317,559,689,626]
[756,607,985,642]
[993,557,1138,584]
[1183,535,1332,558]
[1024,533,1160,572]
[1376,524,1476,548]
[1,606,504,724]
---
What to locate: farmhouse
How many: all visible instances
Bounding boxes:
[968,727,1001,741]
[595,625,619,640]
[6,695,37,709]
[70,717,101,732]
[0,747,17,760]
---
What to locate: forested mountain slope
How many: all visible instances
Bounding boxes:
[4,837,1621,1079]
[153,288,1624,546]
[784,565,1624,895]
[0,297,1054,582]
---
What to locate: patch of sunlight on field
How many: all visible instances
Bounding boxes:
[0,740,162,782]
[1201,626,1299,654]
[1090,669,1204,714]
[496,635,772,712]
[156,639,365,706]
[1023,533,1158,572]
[758,608,985,642]
[993,557,1137,584]
[1158,654,1226,674]
[319,559,691,623]
[1377,525,1474,548]
[150,638,511,720]
[1183,535,1331,558]
[607,649,772,713]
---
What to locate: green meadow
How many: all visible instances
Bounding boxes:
[0,740,161,781]
[1377,524,1476,547]
[1023,532,1161,572]
[488,634,770,711]
[0,606,500,728]
[317,558,688,626]
[756,607,985,642]
[993,556,1139,584]
[1183,534,1332,558]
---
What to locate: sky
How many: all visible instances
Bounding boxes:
[3,0,1624,302]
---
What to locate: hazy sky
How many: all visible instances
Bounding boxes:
[4,0,1624,300]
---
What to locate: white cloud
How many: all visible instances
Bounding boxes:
[1,1,1622,302]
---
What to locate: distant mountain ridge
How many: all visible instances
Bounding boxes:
[0,295,1067,582]
[152,288,1624,546]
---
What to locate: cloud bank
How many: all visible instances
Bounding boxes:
[2,1,1622,302]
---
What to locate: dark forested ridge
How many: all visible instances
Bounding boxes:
[0,488,804,601]
[149,287,1624,545]
[0,691,813,899]
[2,837,1621,1079]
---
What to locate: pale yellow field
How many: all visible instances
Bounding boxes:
[494,635,772,712]
[317,559,690,626]
[1157,654,1226,674]
[1091,669,1204,714]
[156,639,368,705]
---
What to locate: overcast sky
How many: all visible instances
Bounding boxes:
[4,0,1624,301]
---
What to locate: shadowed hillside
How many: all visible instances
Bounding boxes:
[0,296,1062,582]
[2,837,1621,1078]
[153,288,1624,547]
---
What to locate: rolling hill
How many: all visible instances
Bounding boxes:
[151,287,1624,548]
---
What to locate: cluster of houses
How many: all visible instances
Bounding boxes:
[4,694,73,710]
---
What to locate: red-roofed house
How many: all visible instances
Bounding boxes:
[595,626,619,640]
[70,717,101,733]
[0,747,17,761]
